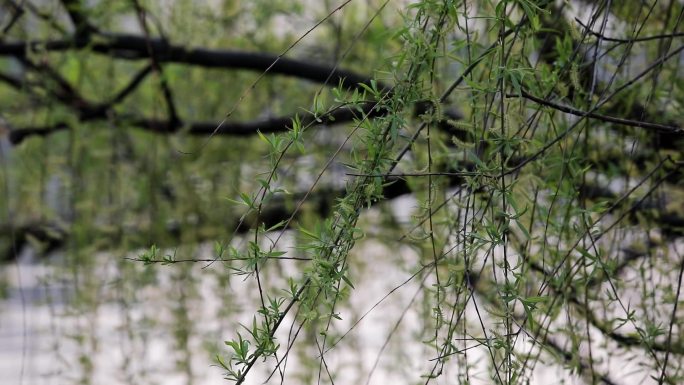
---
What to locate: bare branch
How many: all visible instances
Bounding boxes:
[0,33,387,91]
[59,0,97,37]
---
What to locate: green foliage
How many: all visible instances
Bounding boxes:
[1,0,683,384]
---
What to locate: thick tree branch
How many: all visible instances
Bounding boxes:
[108,63,154,106]
[0,71,22,89]
[4,0,68,34]
[59,0,97,37]
[18,57,101,115]
[7,99,466,144]
[1,0,24,35]
[131,0,179,124]
[7,102,385,144]
[0,33,386,91]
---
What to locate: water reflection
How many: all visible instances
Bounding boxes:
[4,233,675,385]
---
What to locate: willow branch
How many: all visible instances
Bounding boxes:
[512,90,682,134]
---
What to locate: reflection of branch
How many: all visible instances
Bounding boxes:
[543,335,620,385]
[0,34,386,91]
[0,222,66,262]
[0,157,466,260]
[475,274,622,385]
[1,191,328,261]
[4,153,679,264]
[525,257,684,355]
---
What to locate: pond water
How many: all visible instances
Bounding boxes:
[2,216,676,385]
[0,236,432,385]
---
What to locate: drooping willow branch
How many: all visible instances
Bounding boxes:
[511,90,682,134]
[535,6,684,149]
[575,17,684,44]
[524,256,684,355]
